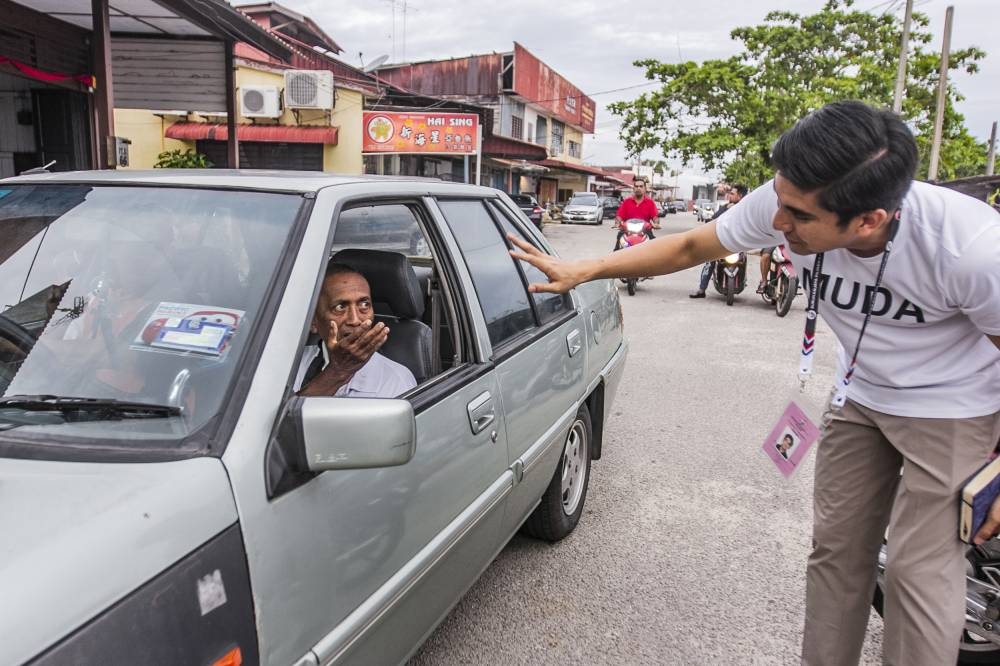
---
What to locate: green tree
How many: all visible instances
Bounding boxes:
[154,149,213,168]
[609,0,986,185]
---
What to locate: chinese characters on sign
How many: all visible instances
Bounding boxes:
[362,112,480,154]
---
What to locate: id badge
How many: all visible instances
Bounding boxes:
[762,390,822,479]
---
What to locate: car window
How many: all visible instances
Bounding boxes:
[487,201,573,324]
[510,195,533,206]
[0,184,302,453]
[330,203,430,257]
[568,194,597,205]
[438,199,535,348]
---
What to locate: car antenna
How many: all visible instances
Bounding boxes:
[20,160,57,175]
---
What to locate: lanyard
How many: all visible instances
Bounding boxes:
[799,214,901,408]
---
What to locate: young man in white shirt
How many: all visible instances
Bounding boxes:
[295,262,416,398]
[509,100,1000,666]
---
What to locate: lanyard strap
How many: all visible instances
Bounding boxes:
[798,215,901,407]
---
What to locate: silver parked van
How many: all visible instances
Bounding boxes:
[0,170,627,665]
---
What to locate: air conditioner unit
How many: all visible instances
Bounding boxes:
[240,86,281,118]
[284,70,335,110]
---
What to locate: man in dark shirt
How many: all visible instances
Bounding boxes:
[689,184,748,298]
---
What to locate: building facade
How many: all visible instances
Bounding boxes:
[375,43,622,201]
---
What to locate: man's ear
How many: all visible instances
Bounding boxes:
[856,208,891,236]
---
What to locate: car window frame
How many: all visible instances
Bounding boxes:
[285,193,483,416]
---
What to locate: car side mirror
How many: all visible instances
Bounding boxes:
[284,395,416,471]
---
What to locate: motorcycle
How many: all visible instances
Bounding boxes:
[616,218,652,296]
[874,539,1000,664]
[711,252,747,306]
[760,244,799,317]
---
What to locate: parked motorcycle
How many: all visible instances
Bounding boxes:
[874,540,1000,664]
[760,245,799,317]
[711,252,747,306]
[616,218,652,296]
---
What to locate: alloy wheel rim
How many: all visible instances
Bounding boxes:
[561,419,587,515]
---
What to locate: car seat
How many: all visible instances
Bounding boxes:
[332,249,433,383]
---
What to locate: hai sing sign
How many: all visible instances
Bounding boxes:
[362,112,480,155]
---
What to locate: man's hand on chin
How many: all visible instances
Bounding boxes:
[299,319,390,397]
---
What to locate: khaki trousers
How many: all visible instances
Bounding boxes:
[801,398,1000,666]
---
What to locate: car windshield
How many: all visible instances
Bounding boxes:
[568,194,597,205]
[510,195,534,206]
[0,184,303,454]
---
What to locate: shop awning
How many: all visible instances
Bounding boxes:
[166,122,338,144]
[538,159,627,184]
[488,157,550,173]
[482,135,547,160]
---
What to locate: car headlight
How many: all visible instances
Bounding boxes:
[723,253,741,265]
[31,524,259,666]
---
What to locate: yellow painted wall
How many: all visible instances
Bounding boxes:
[113,64,364,173]
[564,126,584,164]
[113,109,192,169]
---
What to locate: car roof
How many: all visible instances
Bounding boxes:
[1,169,498,196]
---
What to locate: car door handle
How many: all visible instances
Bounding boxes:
[467,391,496,435]
[566,329,582,357]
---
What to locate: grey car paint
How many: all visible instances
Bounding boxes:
[0,456,238,665]
[1,171,626,665]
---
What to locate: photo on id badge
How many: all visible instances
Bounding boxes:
[762,400,820,479]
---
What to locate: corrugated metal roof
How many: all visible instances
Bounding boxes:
[376,54,503,97]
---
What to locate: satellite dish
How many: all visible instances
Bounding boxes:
[363,54,390,73]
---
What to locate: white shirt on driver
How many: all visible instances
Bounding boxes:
[294,345,416,398]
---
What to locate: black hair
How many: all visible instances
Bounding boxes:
[731,183,748,197]
[324,260,364,281]
[771,101,918,227]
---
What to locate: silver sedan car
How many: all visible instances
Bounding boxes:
[0,170,627,665]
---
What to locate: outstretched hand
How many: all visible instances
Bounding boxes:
[507,234,590,294]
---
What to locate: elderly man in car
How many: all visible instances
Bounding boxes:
[295,261,416,398]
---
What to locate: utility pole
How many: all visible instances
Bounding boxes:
[892,0,914,113]
[988,121,997,176]
[928,5,954,181]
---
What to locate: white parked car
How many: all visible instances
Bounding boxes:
[561,192,603,225]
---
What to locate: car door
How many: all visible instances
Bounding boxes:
[222,189,512,666]
[434,197,586,539]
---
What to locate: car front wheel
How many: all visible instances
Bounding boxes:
[522,404,592,542]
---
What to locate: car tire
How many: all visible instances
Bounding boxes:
[522,404,592,542]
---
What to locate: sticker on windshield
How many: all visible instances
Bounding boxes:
[131,302,244,356]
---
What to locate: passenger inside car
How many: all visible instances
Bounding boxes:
[295,260,416,398]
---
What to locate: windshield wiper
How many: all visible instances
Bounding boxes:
[0,395,181,421]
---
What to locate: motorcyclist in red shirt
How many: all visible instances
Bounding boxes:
[613,177,659,250]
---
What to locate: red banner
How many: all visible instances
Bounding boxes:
[363,111,479,154]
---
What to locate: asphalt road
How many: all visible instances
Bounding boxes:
[410,213,884,665]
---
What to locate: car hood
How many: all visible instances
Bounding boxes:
[564,205,599,213]
[0,455,239,664]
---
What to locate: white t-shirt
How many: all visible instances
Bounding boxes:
[716,180,1000,418]
[294,346,417,398]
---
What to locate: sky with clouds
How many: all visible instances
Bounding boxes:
[264,0,998,171]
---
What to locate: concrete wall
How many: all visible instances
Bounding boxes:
[114,109,192,168]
